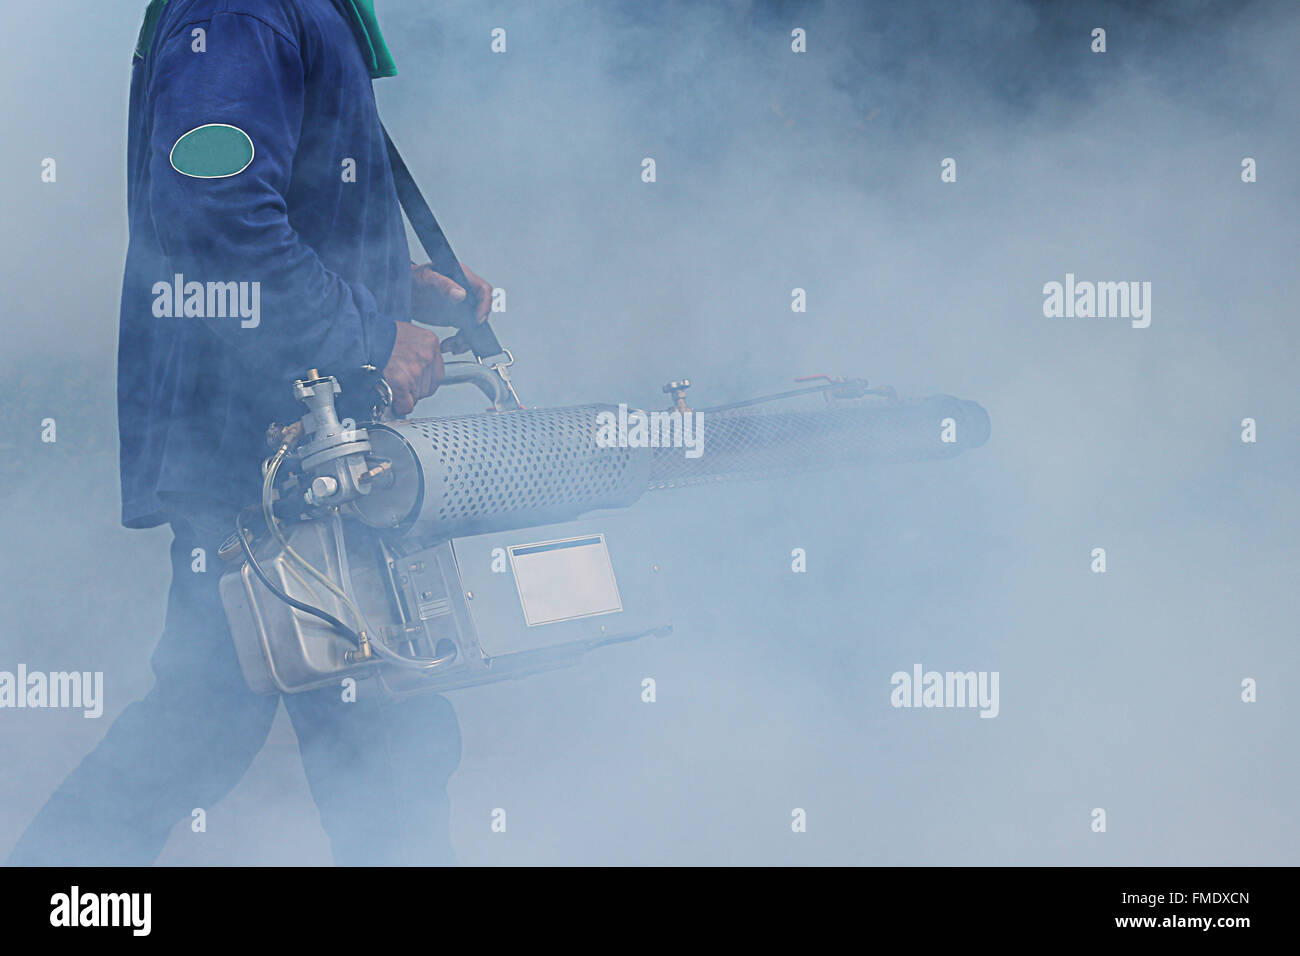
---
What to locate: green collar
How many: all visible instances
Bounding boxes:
[345,0,398,79]
[133,0,168,60]
[134,0,397,79]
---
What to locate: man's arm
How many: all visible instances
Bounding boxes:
[145,11,397,383]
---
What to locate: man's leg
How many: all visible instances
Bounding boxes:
[285,686,461,866]
[5,503,280,866]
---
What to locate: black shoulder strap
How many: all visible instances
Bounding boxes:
[382,126,504,360]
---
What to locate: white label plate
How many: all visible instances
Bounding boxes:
[507,534,623,627]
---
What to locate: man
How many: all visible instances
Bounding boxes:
[6,0,485,865]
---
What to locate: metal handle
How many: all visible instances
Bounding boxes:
[439,361,510,410]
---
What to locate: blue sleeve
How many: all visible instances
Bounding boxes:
[145,11,398,381]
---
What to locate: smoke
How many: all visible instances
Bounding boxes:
[1,0,1296,864]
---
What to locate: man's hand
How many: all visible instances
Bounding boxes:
[382,321,445,416]
[386,262,491,415]
[410,261,493,326]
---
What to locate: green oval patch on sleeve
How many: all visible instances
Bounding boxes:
[169,124,255,179]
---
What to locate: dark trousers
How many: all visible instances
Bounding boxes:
[6,499,461,866]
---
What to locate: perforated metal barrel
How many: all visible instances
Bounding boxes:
[351,396,990,541]
[353,404,650,539]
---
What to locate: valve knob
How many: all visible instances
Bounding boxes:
[310,476,339,499]
[662,379,692,413]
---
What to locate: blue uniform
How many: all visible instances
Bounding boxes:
[120,0,406,527]
[5,1,463,868]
